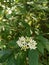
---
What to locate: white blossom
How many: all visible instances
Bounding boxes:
[16,36,37,51]
[8,10,12,14]
[6,8,12,14]
[27,1,34,4]
[2,19,6,21]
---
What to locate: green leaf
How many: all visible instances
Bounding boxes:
[28,50,39,65]
[15,51,27,65]
[46,23,49,28]
[38,62,43,65]
[5,56,16,65]
[0,49,12,63]
[37,41,44,55]
[8,40,18,48]
[36,35,49,52]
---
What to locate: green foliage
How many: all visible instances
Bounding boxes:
[0,0,49,65]
[28,50,38,65]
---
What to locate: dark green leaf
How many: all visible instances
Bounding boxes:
[28,50,39,65]
[0,49,12,63]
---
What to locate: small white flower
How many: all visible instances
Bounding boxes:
[6,8,12,14]
[4,0,6,2]
[28,42,37,50]
[19,22,22,26]
[16,36,37,51]
[2,5,5,9]
[27,1,34,4]
[8,10,12,14]
[19,36,25,42]
[17,40,23,47]
[2,26,5,31]
[11,6,16,10]
[30,30,33,34]
[3,19,6,21]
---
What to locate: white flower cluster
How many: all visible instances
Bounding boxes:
[16,36,37,51]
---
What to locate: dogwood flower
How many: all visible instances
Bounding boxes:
[16,36,37,51]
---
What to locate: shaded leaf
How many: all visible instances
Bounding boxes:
[28,50,38,65]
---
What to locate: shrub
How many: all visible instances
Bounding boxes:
[0,0,49,65]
